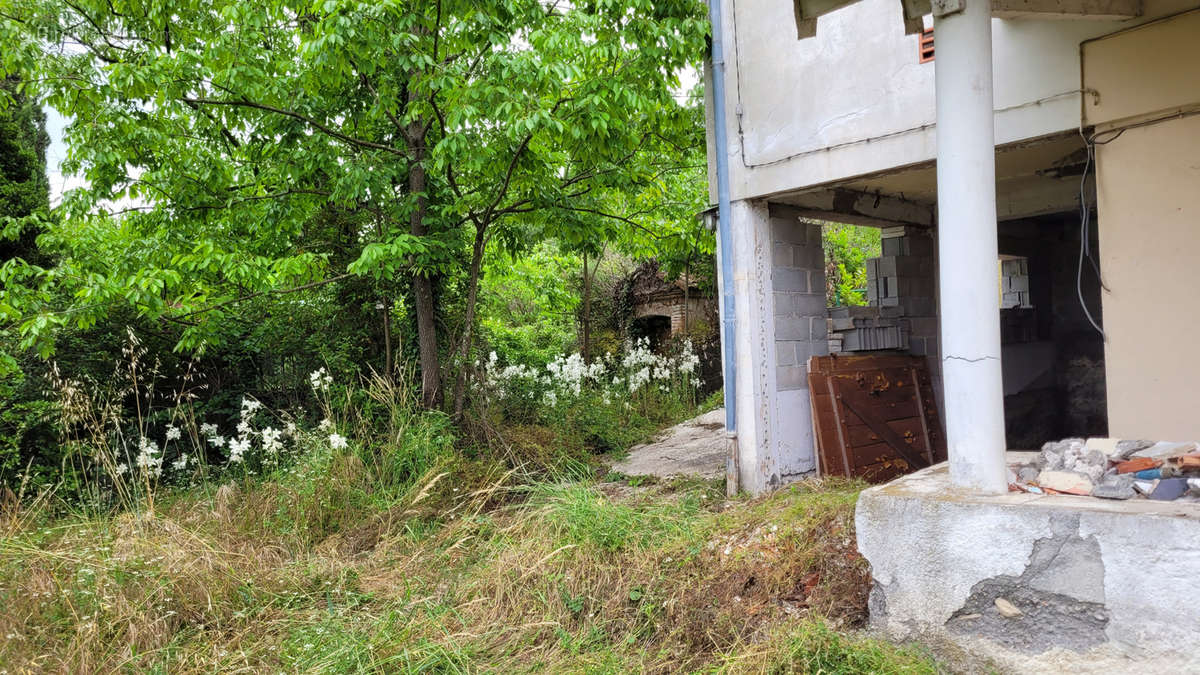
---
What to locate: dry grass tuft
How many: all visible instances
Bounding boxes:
[0,467,934,673]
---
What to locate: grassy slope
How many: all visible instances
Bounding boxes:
[0,457,937,673]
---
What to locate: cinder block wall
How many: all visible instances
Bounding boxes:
[770,206,828,390]
[768,204,828,476]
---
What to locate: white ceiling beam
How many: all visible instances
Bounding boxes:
[991,0,1142,19]
[772,188,936,228]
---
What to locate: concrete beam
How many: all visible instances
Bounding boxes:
[774,189,935,228]
[991,0,1142,19]
[996,174,1093,221]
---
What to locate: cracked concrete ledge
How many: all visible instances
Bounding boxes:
[856,455,1200,673]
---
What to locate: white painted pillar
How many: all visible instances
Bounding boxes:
[933,0,1008,494]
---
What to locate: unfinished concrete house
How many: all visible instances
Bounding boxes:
[705,0,1200,667]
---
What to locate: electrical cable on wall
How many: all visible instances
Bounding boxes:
[1075,126,1123,340]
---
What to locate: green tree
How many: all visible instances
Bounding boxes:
[822,222,880,307]
[0,0,708,414]
[0,75,52,478]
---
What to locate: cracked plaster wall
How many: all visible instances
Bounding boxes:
[856,465,1200,668]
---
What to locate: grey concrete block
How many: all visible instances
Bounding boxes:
[811,317,828,341]
[773,292,794,316]
[907,235,935,258]
[772,219,808,245]
[777,365,808,391]
[772,243,794,268]
[776,341,796,366]
[909,336,928,355]
[773,268,809,293]
[794,340,814,366]
[900,297,936,316]
[908,316,940,336]
[793,293,826,318]
[877,256,898,278]
[775,317,809,341]
[799,242,825,269]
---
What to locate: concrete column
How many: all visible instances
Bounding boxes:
[715,201,826,494]
[933,0,1008,494]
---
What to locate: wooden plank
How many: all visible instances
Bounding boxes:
[840,399,920,424]
[808,353,945,482]
[825,375,853,477]
[837,386,932,470]
[909,366,935,465]
[845,417,927,448]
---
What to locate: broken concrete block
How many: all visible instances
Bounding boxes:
[1017,465,1040,483]
[1038,447,1064,471]
[1092,474,1136,500]
[1086,437,1121,457]
[1188,478,1200,495]
[1115,439,1154,459]
[1150,477,1189,501]
[1116,457,1162,474]
[994,597,1022,619]
[1133,441,1200,460]
[1037,470,1094,495]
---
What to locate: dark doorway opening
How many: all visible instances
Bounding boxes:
[630,314,672,353]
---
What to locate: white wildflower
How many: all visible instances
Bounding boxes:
[328,433,348,450]
[309,367,333,392]
[240,397,262,416]
[208,435,226,448]
[172,454,189,471]
[284,421,297,437]
[200,422,218,437]
[227,437,251,463]
[629,367,651,394]
[115,463,128,475]
[165,425,181,441]
[236,420,252,436]
[318,418,333,432]
[261,427,283,454]
[135,437,163,478]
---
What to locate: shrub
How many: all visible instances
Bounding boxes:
[480,338,701,455]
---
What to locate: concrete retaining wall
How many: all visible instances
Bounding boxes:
[857,457,1200,672]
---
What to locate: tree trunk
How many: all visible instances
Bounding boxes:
[581,250,592,362]
[382,297,393,377]
[451,222,488,418]
[407,122,441,408]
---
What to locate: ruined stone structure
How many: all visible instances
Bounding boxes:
[624,261,714,350]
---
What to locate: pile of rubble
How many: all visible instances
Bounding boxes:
[1011,438,1200,501]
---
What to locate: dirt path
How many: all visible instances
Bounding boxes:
[610,408,727,479]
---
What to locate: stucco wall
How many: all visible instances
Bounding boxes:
[1087,10,1200,439]
[708,0,1197,202]
[1094,114,1200,439]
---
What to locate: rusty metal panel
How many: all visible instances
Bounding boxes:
[808,353,945,482]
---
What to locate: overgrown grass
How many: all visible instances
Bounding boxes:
[0,463,937,673]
